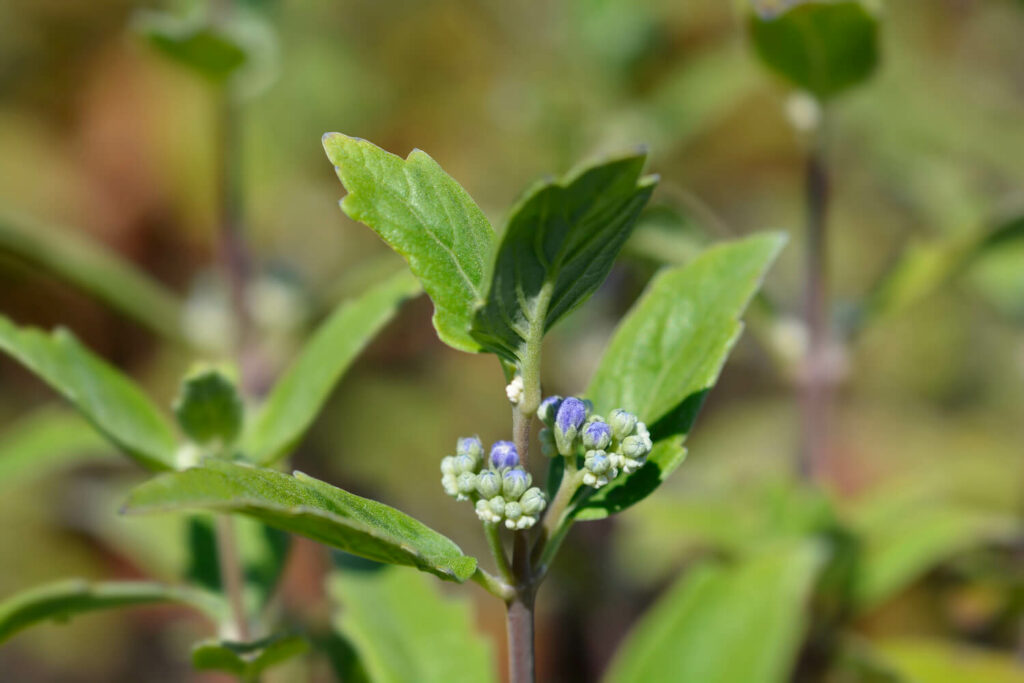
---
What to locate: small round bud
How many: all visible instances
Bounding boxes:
[441,474,459,497]
[475,470,502,499]
[584,450,612,475]
[519,487,547,516]
[621,435,650,459]
[456,472,477,499]
[453,453,478,474]
[440,456,457,476]
[490,441,519,468]
[537,396,563,427]
[554,397,587,455]
[476,498,503,524]
[582,421,612,450]
[504,501,523,522]
[487,496,506,517]
[608,409,638,440]
[502,468,531,500]
[456,436,484,460]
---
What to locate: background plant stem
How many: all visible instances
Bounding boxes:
[798,128,832,481]
[215,514,250,641]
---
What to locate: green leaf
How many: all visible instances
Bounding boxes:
[0,314,179,471]
[138,11,248,82]
[245,270,420,464]
[0,212,183,341]
[174,369,244,447]
[192,633,310,680]
[470,154,657,363]
[605,540,825,683]
[0,579,225,644]
[579,234,785,518]
[748,0,880,100]
[330,562,497,683]
[322,134,493,353]
[0,407,113,489]
[873,638,1024,683]
[124,459,478,582]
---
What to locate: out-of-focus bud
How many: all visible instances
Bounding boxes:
[456,472,477,500]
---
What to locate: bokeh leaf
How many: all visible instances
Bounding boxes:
[0,212,183,341]
[245,270,420,464]
[873,638,1024,683]
[0,579,224,644]
[174,368,244,448]
[605,540,825,683]
[138,11,248,82]
[322,134,493,353]
[124,459,478,582]
[0,314,178,471]
[579,234,785,518]
[0,407,112,489]
[748,0,880,100]
[330,561,497,683]
[192,632,310,680]
[470,153,656,363]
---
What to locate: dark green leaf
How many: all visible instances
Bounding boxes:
[605,540,825,683]
[138,12,248,81]
[174,369,244,447]
[330,564,497,683]
[0,212,183,341]
[322,134,493,353]
[245,270,420,464]
[0,314,179,471]
[748,1,880,100]
[124,459,478,582]
[470,154,657,363]
[0,579,225,644]
[192,633,310,680]
[580,234,785,517]
[0,407,113,489]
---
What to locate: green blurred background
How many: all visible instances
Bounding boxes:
[1,0,1024,681]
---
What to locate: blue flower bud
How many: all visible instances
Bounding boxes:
[609,409,638,440]
[502,468,531,499]
[554,397,587,455]
[475,470,502,499]
[537,395,563,427]
[457,436,484,461]
[582,421,612,450]
[453,453,478,474]
[490,440,519,468]
[519,487,546,516]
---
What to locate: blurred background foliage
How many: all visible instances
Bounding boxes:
[1,0,1024,681]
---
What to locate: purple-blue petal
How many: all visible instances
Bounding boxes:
[556,397,587,432]
[585,421,611,442]
[490,440,519,468]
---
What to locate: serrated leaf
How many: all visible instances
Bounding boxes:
[124,459,477,582]
[0,407,113,489]
[0,212,183,340]
[470,154,656,363]
[605,540,825,683]
[330,563,497,683]
[579,234,785,517]
[0,314,178,471]
[174,369,244,447]
[322,134,493,353]
[0,579,225,644]
[748,0,879,100]
[192,633,310,679]
[245,270,420,464]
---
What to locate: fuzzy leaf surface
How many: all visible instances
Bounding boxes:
[0,314,178,470]
[471,154,656,362]
[245,271,420,464]
[124,459,477,582]
[323,134,493,353]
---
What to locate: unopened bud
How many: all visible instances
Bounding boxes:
[582,421,612,450]
[554,397,587,455]
[502,468,531,499]
[608,409,638,440]
[519,487,547,516]
[456,436,484,461]
[490,441,519,468]
[475,470,502,499]
[537,395,563,427]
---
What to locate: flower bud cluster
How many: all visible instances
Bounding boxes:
[440,437,547,530]
[538,396,652,489]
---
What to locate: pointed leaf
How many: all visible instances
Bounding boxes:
[192,633,310,679]
[0,212,183,340]
[748,0,880,100]
[124,459,477,582]
[330,563,497,683]
[0,579,225,644]
[245,270,420,464]
[605,540,825,683]
[470,154,657,363]
[579,234,785,518]
[322,134,493,353]
[0,314,179,470]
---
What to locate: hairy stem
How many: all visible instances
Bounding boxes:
[798,133,832,481]
[506,591,536,683]
[215,515,250,640]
